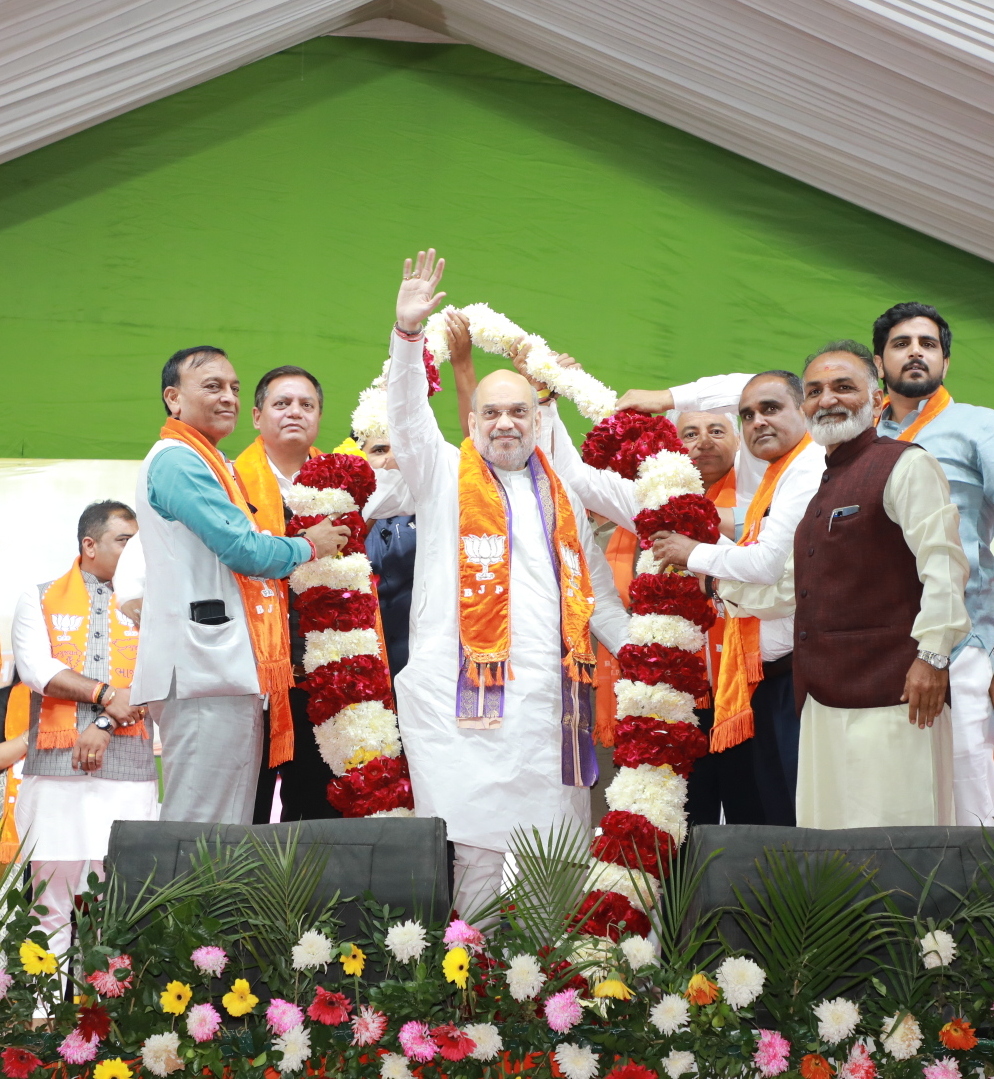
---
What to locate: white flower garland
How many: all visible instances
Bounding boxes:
[633,451,704,510]
[614,680,698,725]
[313,701,403,776]
[285,485,358,519]
[628,613,704,653]
[604,763,689,841]
[583,860,661,912]
[303,628,380,672]
[289,552,374,594]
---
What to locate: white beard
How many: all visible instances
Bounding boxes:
[807,399,875,446]
[475,429,535,471]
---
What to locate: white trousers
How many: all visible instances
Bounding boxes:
[153,691,263,825]
[949,646,994,827]
[452,843,506,923]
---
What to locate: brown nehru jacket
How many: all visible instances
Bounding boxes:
[793,427,921,712]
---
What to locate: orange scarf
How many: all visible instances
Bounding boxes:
[710,436,811,752]
[593,526,639,747]
[162,418,295,766]
[694,468,737,709]
[0,682,30,862]
[878,385,951,442]
[457,439,595,705]
[235,436,322,537]
[37,559,146,750]
[706,467,738,508]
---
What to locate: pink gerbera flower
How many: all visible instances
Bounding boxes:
[351,1004,388,1047]
[924,1060,961,1079]
[186,1002,222,1043]
[266,998,305,1035]
[544,988,583,1033]
[191,945,228,978]
[398,1020,439,1062]
[443,919,485,953]
[85,954,133,997]
[58,1029,100,1065]
[753,1030,791,1077]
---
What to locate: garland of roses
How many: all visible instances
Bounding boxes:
[286,453,415,818]
[576,410,717,941]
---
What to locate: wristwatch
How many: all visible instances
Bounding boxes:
[916,649,950,670]
[93,715,115,733]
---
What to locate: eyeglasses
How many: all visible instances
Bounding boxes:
[477,406,534,421]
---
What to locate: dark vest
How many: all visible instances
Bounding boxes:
[793,427,921,711]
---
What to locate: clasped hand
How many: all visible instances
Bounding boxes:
[651,530,700,571]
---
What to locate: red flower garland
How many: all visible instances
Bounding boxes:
[297,453,378,508]
[581,410,687,480]
[628,572,716,630]
[572,890,651,942]
[293,588,378,634]
[288,510,368,557]
[617,643,709,697]
[327,754,414,817]
[302,654,392,725]
[634,494,720,547]
[591,810,678,880]
[613,716,709,777]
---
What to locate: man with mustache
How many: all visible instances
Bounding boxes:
[873,302,994,827]
[386,250,629,918]
[718,343,969,828]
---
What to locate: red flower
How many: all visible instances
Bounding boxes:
[582,411,687,480]
[591,810,678,879]
[423,344,443,397]
[1,1049,42,1079]
[303,655,392,724]
[76,1003,112,1041]
[293,587,379,634]
[617,644,709,697]
[297,453,377,508]
[430,1024,476,1062]
[634,495,720,547]
[800,1055,834,1079]
[613,717,710,777]
[307,987,352,1025]
[939,1017,978,1050]
[628,572,716,630]
[327,754,414,817]
[289,510,368,556]
[572,890,651,941]
[606,1065,657,1079]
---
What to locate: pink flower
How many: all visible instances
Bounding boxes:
[191,945,228,978]
[85,954,133,997]
[186,1002,222,1043]
[266,998,305,1035]
[0,969,12,1000]
[753,1030,791,1077]
[444,919,485,953]
[544,988,583,1033]
[58,1029,100,1065]
[351,1004,388,1047]
[838,1044,876,1079]
[398,1020,439,1062]
[924,1061,961,1079]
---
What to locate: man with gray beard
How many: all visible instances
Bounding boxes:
[719,343,970,828]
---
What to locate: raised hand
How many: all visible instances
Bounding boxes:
[445,308,472,368]
[397,249,446,332]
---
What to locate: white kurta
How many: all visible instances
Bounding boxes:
[387,332,629,852]
[720,446,970,828]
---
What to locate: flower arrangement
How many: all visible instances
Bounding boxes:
[286,452,414,818]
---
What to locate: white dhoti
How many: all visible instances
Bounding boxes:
[949,645,994,826]
[796,696,954,828]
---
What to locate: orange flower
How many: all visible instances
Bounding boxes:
[684,972,719,1005]
[939,1017,978,1050]
[800,1054,834,1079]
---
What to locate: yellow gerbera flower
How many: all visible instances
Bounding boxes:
[442,946,470,988]
[19,939,57,976]
[593,976,634,1000]
[160,979,193,1015]
[222,977,259,1017]
[94,1059,133,1079]
[340,943,366,976]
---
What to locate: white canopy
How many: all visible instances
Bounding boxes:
[1,0,992,261]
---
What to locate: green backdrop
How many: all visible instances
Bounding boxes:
[1,36,993,460]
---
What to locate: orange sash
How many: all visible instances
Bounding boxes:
[695,468,736,709]
[706,468,738,508]
[162,418,295,766]
[878,385,951,443]
[0,683,29,862]
[711,436,812,752]
[457,439,595,694]
[235,436,322,537]
[593,526,639,747]
[37,559,146,750]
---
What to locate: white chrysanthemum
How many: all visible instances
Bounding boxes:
[384,920,428,963]
[715,956,765,1010]
[553,1042,600,1079]
[462,302,530,355]
[313,701,402,775]
[564,935,615,983]
[635,548,661,577]
[290,552,373,594]
[380,1052,415,1079]
[285,484,358,518]
[662,1050,696,1079]
[584,859,659,911]
[628,613,704,653]
[605,763,688,840]
[920,929,956,968]
[464,1022,503,1061]
[424,309,452,365]
[352,361,390,441]
[650,993,690,1035]
[506,953,545,1001]
[371,806,415,818]
[291,929,333,970]
[813,997,860,1044]
[614,680,697,725]
[634,451,703,510]
[881,1012,923,1060]
[619,934,658,971]
[303,628,380,672]
[141,1032,183,1077]
[275,1024,311,1073]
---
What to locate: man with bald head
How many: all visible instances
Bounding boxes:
[719,343,969,827]
[386,251,628,916]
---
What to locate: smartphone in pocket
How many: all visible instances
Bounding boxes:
[189,599,232,625]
